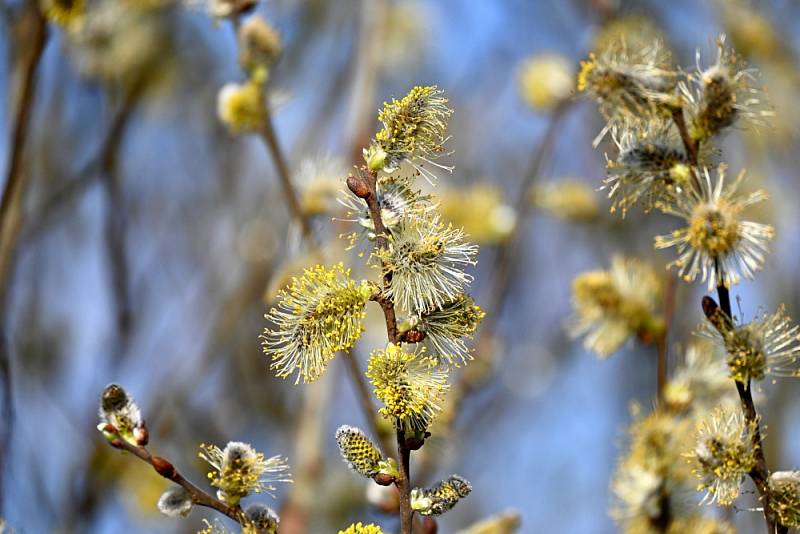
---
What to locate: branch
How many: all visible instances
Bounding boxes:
[347,170,412,533]
[257,114,316,246]
[673,93,783,532]
[0,6,47,305]
[670,106,702,191]
[702,294,787,534]
[100,425,267,531]
[0,5,47,513]
[348,171,399,343]
[655,274,676,404]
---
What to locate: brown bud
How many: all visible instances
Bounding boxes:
[134,423,149,446]
[110,438,124,449]
[402,329,426,343]
[422,517,438,534]
[373,473,396,486]
[404,435,426,451]
[234,0,257,16]
[702,295,732,332]
[637,330,655,344]
[101,423,117,434]
[347,174,371,199]
[152,456,177,479]
[701,295,718,320]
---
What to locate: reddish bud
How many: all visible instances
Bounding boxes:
[701,295,718,320]
[422,517,438,534]
[134,423,149,446]
[152,456,177,479]
[373,473,396,486]
[346,175,371,199]
[404,435,426,450]
[402,330,426,343]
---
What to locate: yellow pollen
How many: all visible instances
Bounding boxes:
[687,202,739,256]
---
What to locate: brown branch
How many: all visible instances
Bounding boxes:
[673,91,782,532]
[702,294,786,534]
[99,94,140,364]
[257,114,316,246]
[396,428,413,534]
[0,6,47,305]
[0,6,47,514]
[670,106,703,192]
[226,18,315,248]
[655,332,667,404]
[19,92,138,245]
[655,274,676,404]
[100,426,261,529]
[671,107,698,165]
[347,169,412,533]
[349,171,399,343]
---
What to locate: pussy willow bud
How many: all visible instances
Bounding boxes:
[410,474,472,516]
[768,471,800,528]
[157,486,193,518]
[347,174,371,199]
[335,425,383,478]
[243,503,280,534]
[238,16,282,75]
[363,144,387,173]
[98,383,144,446]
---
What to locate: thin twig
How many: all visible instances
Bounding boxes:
[348,169,412,533]
[655,333,667,404]
[99,89,144,366]
[0,6,47,514]
[100,426,261,529]
[655,274,676,404]
[0,7,47,304]
[704,292,786,534]
[670,107,702,192]
[19,63,148,251]
[257,114,316,246]
[673,98,785,533]
[397,428,413,534]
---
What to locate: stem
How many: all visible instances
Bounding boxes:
[102,428,265,531]
[0,8,47,304]
[396,428,413,534]
[257,113,316,246]
[706,289,786,534]
[349,168,412,532]
[655,273,676,404]
[670,107,702,192]
[0,7,47,513]
[358,170,399,343]
[674,97,783,532]
[655,332,667,404]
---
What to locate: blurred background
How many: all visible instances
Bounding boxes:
[3,0,800,532]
